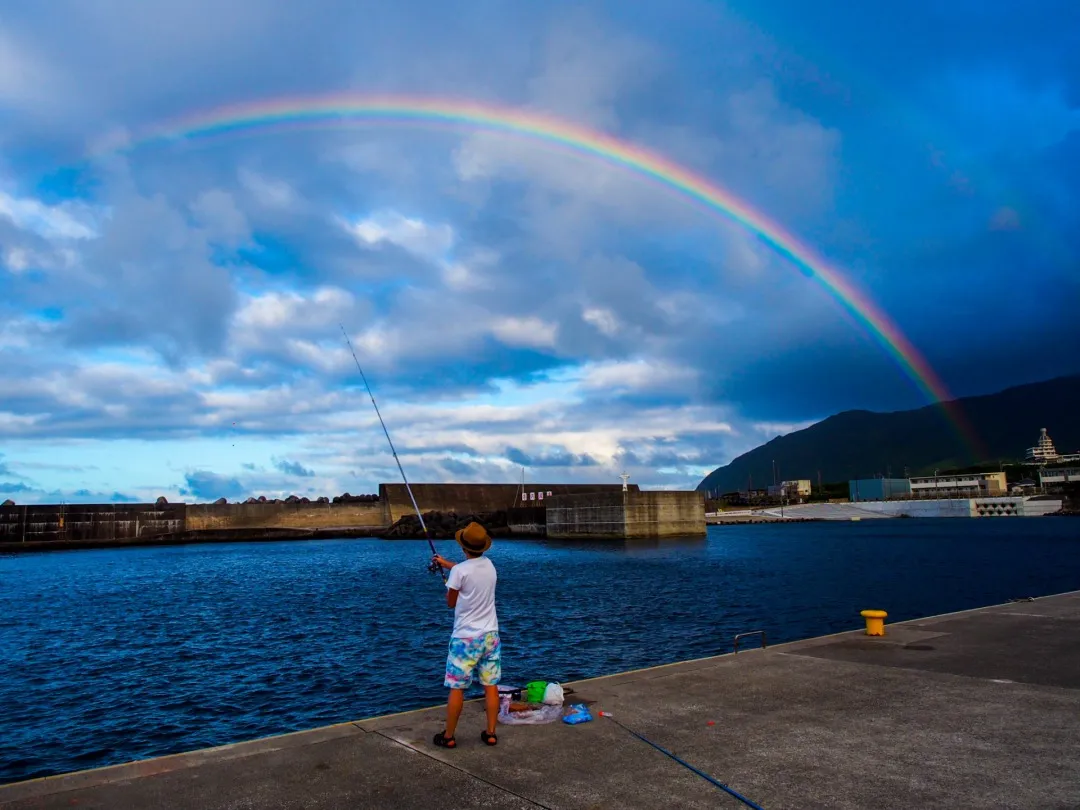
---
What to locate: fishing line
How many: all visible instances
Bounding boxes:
[339,324,445,582]
[600,713,766,809]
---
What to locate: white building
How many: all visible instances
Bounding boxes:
[1026,428,1058,462]
[1039,467,1080,487]
[1024,428,1080,465]
[909,471,1007,497]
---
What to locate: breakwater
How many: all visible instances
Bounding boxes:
[547,490,706,538]
[0,501,385,550]
[0,484,700,551]
[0,503,187,546]
[377,482,638,522]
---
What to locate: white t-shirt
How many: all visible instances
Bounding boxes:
[446,556,499,638]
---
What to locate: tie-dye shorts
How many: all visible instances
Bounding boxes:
[444,631,502,689]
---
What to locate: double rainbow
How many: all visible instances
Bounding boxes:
[112,94,977,449]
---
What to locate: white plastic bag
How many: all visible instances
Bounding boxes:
[542,682,564,705]
[497,702,564,725]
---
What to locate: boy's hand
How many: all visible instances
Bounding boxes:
[432,554,455,570]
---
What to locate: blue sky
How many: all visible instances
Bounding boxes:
[1,0,1077,502]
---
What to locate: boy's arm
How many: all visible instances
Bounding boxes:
[444,558,461,608]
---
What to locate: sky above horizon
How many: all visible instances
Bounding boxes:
[1,0,1078,503]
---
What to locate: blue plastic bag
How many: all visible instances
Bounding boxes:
[563,703,593,725]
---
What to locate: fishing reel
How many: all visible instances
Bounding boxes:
[427,558,441,575]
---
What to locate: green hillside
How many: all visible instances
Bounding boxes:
[698,375,1080,494]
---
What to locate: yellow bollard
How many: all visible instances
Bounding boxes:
[860,609,887,636]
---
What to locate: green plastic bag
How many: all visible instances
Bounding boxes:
[525,680,548,703]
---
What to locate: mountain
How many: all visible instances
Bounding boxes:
[697,375,1080,494]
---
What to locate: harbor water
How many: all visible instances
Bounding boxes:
[2,519,1078,785]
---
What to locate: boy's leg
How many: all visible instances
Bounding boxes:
[482,685,499,735]
[441,636,478,741]
[476,632,503,736]
[445,688,465,737]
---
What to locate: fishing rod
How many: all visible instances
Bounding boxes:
[339,324,445,583]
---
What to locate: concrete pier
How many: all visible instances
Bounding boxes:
[3,591,1079,809]
[547,490,706,539]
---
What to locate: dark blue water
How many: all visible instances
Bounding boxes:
[2,519,1078,785]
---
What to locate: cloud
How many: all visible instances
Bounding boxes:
[0,188,100,240]
[0,481,33,493]
[490,316,559,349]
[582,306,620,337]
[238,168,297,210]
[0,26,62,111]
[179,470,245,501]
[0,0,1075,500]
[344,210,455,263]
[505,446,599,467]
[579,359,698,395]
[273,457,315,477]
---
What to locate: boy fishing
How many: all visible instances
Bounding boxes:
[431,521,501,748]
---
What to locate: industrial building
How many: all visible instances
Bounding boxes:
[768,479,812,500]
[849,478,912,502]
[908,472,1006,497]
[1039,467,1080,487]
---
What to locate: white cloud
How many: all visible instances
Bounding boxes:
[230,288,363,374]
[238,169,297,210]
[190,189,249,244]
[3,245,79,274]
[579,358,697,393]
[0,189,100,240]
[490,316,559,349]
[582,306,620,337]
[344,209,455,263]
[752,420,817,438]
[0,28,59,109]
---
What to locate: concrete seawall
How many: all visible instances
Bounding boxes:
[378,483,638,523]
[0,501,385,551]
[0,503,187,545]
[0,485,703,551]
[547,490,706,539]
[186,502,386,532]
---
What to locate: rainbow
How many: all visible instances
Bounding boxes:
[111,94,978,450]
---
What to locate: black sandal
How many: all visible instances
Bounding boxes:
[433,731,456,748]
[481,730,497,746]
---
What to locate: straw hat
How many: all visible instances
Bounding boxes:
[455,521,492,554]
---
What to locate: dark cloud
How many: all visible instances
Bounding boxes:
[273,457,315,477]
[440,458,476,477]
[179,471,245,501]
[505,446,600,468]
[0,482,34,493]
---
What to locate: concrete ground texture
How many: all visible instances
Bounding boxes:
[3,591,1079,809]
